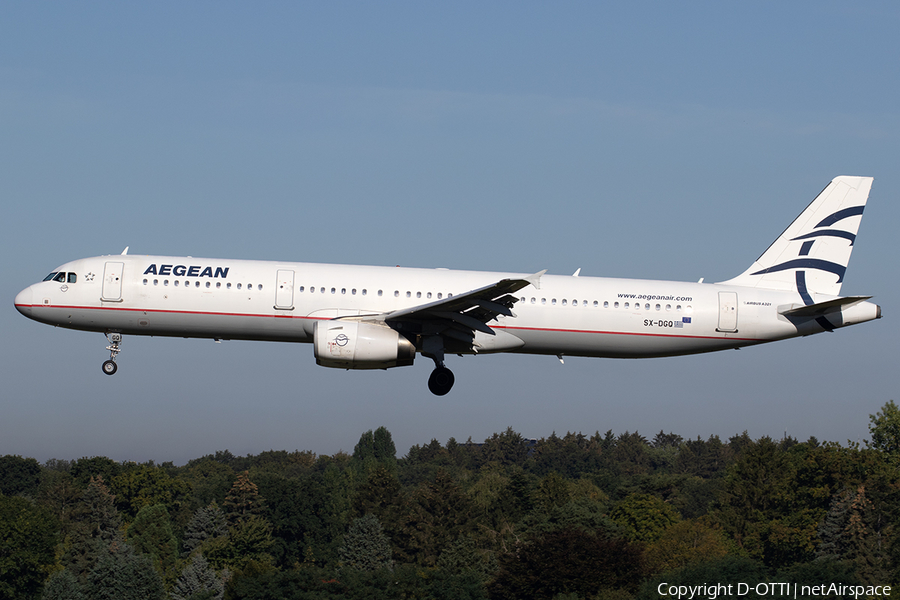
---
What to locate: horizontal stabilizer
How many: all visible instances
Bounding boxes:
[779,296,871,317]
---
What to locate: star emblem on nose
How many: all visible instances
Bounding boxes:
[85,272,95,281]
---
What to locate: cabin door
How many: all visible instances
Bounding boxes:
[717,291,738,332]
[101,262,124,302]
[275,270,295,309]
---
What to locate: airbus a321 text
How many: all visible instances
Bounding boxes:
[15,176,881,395]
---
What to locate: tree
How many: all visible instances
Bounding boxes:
[61,476,126,582]
[205,515,275,571]
[40,569,85,600]
[222,471,264,526]
[338,514,393,571]
[868,400,900,455]
[488,528,644,600]
[84,548,165,600]
[109,464,191,521]
[171,553,227,600]
[127,504,178,583]
[643,518,731,574]
[0,496,58,600]
[609,493,681,543]
[182,502,228,556]
[0,455,42,497]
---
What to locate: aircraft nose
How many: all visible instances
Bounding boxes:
[15,287,33,317]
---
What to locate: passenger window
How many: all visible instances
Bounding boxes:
[531,298,536,304]
[164,280,169,286]
[227,283,232,289]
[437,293,442,299]
[68,273,77,283]
[196,281,201,288]
[656,304,661,311]
[216,282,221,288]
[562,299,567,306]
[614,302,619,308]
[624,302,629,309]
[416,292,421,298]
[175,281,180,287]
[394,291,399,297]
[352,289,357,295]
[237,283,241,289]
[552,299,557,305]
[258,284,263,290]
[645,303,650,310]
[541,298,546,305]
[341,288,346,294]
[331,288,336,294]
[602,301,607,308]
[676,305,681,311]
[406,291,411,298]
[427,292,432,299]
[154,279,159,286]
[320,287,325,294]
[143,279,148,285]
[206,282,211,288]
[299,286,305,292]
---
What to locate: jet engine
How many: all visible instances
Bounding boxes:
[314,320,416,369]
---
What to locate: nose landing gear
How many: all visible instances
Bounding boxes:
[102,333,122,376]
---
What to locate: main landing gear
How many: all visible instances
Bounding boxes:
[423,335,455,396]
[428,365,455,396]
[102,333,122,376]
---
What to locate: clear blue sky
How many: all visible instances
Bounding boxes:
[3,2,898,464]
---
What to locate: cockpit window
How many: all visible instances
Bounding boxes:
[53,273,67,282]
[43,272,59,282]
[67,273,77,283]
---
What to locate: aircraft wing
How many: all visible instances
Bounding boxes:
[368,270,545,347]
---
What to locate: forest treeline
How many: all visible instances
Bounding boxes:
[1,401,899,600]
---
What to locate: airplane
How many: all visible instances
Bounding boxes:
[15,176,881,396]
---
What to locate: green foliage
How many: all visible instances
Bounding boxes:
[70,456,121,487]
[869,400,900,455]
[61,476,126,582]
[0,454,42,497]
[0,496,58,600]
[0,424,897,599]
[171,553,227,600]
[609,492,681,542]
[643,518,731,574]
[127,504,179,582]
[110,464,192,522]
[338,514,393,571]
[206,515,275,571]
[488,527,644,600]
[84,547,165,600]
[40,569,85,600]
[183,502,228,557]
[223,472,265,526]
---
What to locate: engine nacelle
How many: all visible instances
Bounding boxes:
[314,320,416,370]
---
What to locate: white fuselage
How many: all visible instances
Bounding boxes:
[14,254,880,360]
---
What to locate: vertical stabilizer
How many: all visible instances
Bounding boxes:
[718,176,873,298]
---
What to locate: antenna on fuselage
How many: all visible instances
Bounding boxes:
[121,247,129,255]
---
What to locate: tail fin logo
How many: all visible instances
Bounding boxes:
[748,205,864,287]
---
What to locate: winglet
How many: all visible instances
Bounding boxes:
[525,269,547,290]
